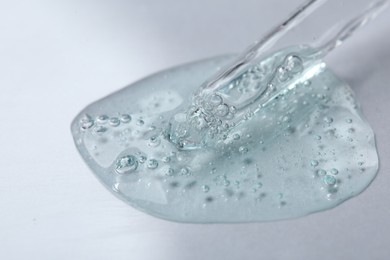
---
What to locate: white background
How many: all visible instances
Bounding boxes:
[1,1,389,259]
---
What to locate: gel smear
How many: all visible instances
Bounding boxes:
[71,50,378,223]
[71,0,385,223]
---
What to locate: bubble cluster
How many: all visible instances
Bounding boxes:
[194,94,236,130]
[78,113,132,132]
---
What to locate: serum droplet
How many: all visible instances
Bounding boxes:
[72,46,379,223]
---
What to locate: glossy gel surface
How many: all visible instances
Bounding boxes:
[71,51,378,223]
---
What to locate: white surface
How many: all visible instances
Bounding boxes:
[1,1,389,259]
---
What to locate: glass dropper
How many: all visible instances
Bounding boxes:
[166,0,388,150]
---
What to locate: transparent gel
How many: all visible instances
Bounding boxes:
[71,0,386,223]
